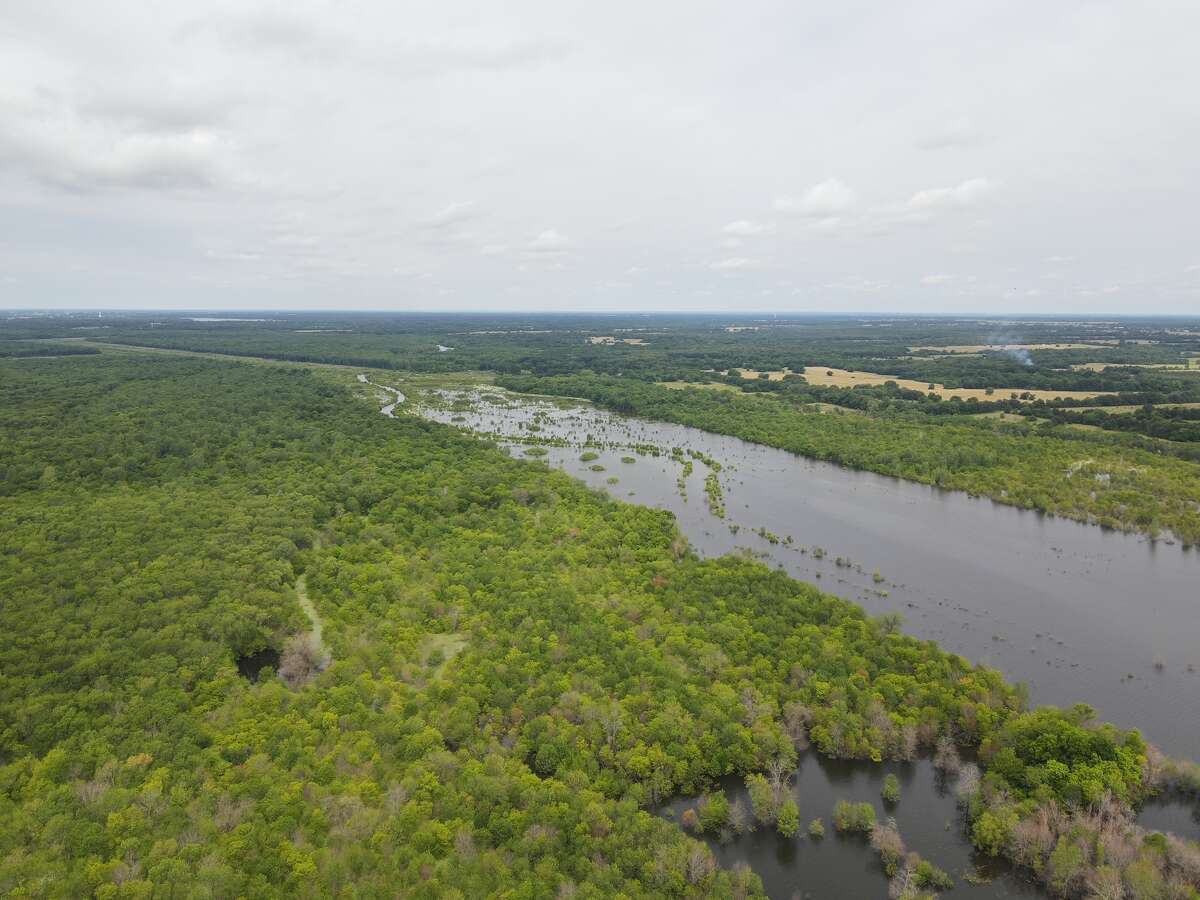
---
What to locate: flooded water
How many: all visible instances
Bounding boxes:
[236,647,281,682]
[661,754,1042,899]
[1137,794,1200,841]
[403,386,1200,898]
[413,388,1200,757]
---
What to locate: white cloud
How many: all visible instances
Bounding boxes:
[916,117,983,150]
[907,178,995,212]
[721,219,768,236]
[2,3,1198,312]
[185,11,569,75]
[526,229,571,253]
[921,273,954,284]
[710,257,759,271]
[811,216,845,233]
[0,85,234,192]
[775,178,856,217]
[421,201,478,229]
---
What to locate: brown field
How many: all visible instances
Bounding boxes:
[731,368,794,381]
[797,367,1115,402]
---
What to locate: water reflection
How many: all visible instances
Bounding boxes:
[659,755,1043,899]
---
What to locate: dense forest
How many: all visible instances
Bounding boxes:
[2,327,1199,898]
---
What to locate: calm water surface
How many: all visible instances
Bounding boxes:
[661,755,1043,899]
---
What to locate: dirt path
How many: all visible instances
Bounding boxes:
[295,573,325,656]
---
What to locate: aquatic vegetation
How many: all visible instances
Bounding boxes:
[833,800,877,833]
[704,471,725,518]
[882,773,901,804]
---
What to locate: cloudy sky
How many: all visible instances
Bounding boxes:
[2,1,1198,313]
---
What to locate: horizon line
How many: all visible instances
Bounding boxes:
[5,308,1200,319]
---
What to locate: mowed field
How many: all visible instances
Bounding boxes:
[738,366,1117,402]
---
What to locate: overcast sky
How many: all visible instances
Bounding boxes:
[2,1,1198,313]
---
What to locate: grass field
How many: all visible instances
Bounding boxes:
[1058,401,1200,414]
[797,367,1115,402]
[658,380,742,392]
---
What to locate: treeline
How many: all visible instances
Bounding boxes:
[497,375,1200,545]
[727,377,1200,456]
[0,341,100,358]
[1039,405,1200,443]
[21,311,1197,401]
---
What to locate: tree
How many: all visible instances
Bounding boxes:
[881,774,901,805]
[746,774,777,826]
[972,810,1013,856]
[697,791,730,833]
[777,798,800,838]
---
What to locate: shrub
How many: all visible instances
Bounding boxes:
[777,798,800,838]
[882,773,901,804]
[697,791,730,833]
[833,800,876,834]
